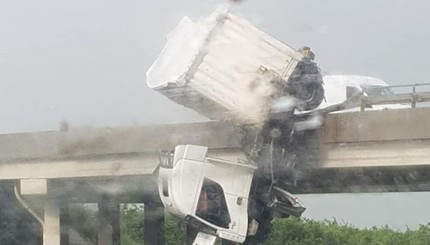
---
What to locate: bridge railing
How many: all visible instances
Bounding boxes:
[360,82,430,111]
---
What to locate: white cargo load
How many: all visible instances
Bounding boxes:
[146,8,313,124]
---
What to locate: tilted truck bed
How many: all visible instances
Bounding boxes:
[146,8,323,124]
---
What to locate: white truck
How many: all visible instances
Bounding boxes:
[148,7,323,245]
[158,145,305,244]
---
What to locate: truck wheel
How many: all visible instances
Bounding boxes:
[288,80,324,111]
[302,81,324,110]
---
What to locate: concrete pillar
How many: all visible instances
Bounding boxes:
[44,200,60,245]
[60,205,70,245]
[144,202,165,245]
[20,179,47,196]
[97,195,120,245]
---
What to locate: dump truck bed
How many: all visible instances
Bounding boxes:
[146,8,306,124]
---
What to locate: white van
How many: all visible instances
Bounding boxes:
[318,75,408,112]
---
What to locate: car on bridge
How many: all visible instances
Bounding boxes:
[318,75,409,112]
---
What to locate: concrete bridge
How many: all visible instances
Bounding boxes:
[1,108,430,244]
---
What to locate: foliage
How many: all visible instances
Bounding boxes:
[120,207,430,245]
[263,217,430,245]
[121,204,144,245]
[164,215,187,245]
[120,204,188,245]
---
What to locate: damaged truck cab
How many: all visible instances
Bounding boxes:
[158,145,256,243]
[158,145,305,244]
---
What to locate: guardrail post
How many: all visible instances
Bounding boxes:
[360,100,365,112]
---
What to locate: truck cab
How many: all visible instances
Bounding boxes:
[158,145,256,243]
[158,145,306,244]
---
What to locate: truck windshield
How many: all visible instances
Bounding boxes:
[361,85,394,96]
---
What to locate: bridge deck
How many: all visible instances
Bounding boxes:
[0,108,429,193]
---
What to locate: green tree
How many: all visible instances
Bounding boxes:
[120,207,430,245]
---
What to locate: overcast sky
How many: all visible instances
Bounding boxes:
[2,0,430,229]
[1,0,430,133]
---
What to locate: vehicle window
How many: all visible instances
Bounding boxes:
[196,178,231,229]
[361,86,394,96]
[346,86,361,98]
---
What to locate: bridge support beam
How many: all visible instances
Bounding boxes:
[18,179,62,245]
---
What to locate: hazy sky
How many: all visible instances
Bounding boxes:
[299,192,430,230]
[2,0,430,133]
[2,0,430,229]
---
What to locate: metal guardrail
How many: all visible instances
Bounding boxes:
[360,83,430,111]
[385,82,430,91]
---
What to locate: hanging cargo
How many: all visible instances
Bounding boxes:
[146,8,324,124]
